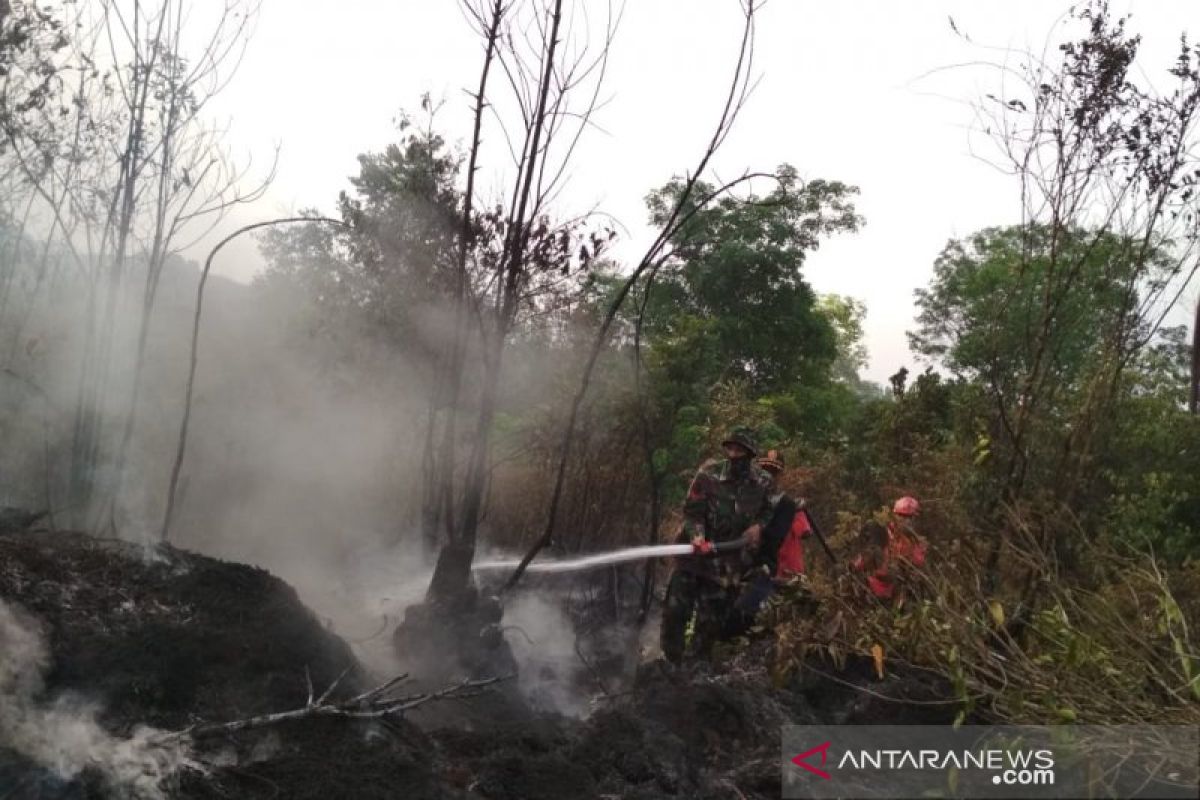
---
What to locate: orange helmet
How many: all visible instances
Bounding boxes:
[892,496,920,517]
[757,449,785,474]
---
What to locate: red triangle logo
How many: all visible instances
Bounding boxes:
[791,741,832,780]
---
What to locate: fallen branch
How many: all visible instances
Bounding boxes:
[157,671,510,742]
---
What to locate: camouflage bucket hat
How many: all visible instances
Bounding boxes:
[721,426,759,457]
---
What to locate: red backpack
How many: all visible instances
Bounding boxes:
[775,509,811,579]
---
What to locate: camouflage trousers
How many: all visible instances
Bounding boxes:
[660,568,770,663]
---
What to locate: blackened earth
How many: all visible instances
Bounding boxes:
[0,513,955,799]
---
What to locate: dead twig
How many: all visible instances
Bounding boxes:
[345,671,408,706]
[316,666,353,706]
[157,672,510,741]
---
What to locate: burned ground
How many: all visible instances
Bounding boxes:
[0,517,954,799]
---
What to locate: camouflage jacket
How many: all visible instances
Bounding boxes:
[681,458,775,543]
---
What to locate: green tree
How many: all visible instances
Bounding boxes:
[257,116,462,364]
[941,2,1200,528]
[818,293,869,387]
[910,225,1184,497]
[1098,326,1200,562]
[630,166,862,506]
[642,166,861,393]
[909,226,1163,393]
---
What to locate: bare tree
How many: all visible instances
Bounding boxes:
[419,0,505,563]
[422,0,622,605]
[0,0,271,532]
[414,0,785,611]
[504,0,769,591]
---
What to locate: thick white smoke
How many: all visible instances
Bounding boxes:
[0,600,193,798]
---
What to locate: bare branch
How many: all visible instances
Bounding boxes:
[160,216,346,542]
[159,673,510,741]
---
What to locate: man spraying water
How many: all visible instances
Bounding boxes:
[473,426,775,662]
[659,427,774,664]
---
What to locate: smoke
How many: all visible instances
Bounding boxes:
[307,536,436,674]
[153,266,443,675]
[502,592,593,716]
[496,566,650,717]
[0,600,193,798]
[0,218,649,712]
[0,256,435,654]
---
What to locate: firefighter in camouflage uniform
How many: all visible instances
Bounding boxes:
[660,427,775,663]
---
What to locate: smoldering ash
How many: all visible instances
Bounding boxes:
[0,600,193,798]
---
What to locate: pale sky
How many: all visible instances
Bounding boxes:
[193,0,1198,383]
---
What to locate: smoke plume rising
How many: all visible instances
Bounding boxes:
[0,599,192,798]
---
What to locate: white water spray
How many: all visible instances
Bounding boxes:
[473,543,695,574]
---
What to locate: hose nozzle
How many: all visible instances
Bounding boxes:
[691,534,750,556]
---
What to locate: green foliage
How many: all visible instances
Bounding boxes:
[643,166,861,393]
[906,223,1199,551]
[1159,586,1200,702]
[1106,471,1199,563]
[818,294,871,388]
[762,529,1200,725]
[256,117,462,362]
[624,166,868,506]
[909,226,1165,394]
[337,117,461,293]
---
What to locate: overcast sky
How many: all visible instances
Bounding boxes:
[193,0,1198,383]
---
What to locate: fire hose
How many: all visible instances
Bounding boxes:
[472,535,750,575]
[472,501,840,575]
[472,508,835,576]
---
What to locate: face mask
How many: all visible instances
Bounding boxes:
[730,456,750,478]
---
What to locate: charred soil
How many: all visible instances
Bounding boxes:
[0,517,954,799]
